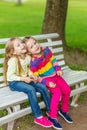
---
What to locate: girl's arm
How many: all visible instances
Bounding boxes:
[7,57,36,83]
[20,76,34,83]
[49,49,63,76]
[7,58,21,81]
[48,47,61,71]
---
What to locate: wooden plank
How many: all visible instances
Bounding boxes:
[63,70,87,78]
[32,33,59,40]
[0,33,59,44]
[55,54,64,60]
[0,38,9,44]
[0,101,45,126]
[0,91,40,110]
[0,83,6,88]
[71,85,87,96]
[52,47,63,53]
[58,60,65,66]
[0,68,3,74]
[0,58,4,64]
[0,76,4,82]
[64,74,87,86]
[40,40,62,47]
[0,48,5,54]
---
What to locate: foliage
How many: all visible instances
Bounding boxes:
[0,0,46,37]
[66,0,87,51]
[0,0,87,51]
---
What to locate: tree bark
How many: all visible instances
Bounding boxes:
[42,0,68,44]
[17,0,22,5]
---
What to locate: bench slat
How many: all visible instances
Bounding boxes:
[0,91,40,110]
[0,101,45,126]
[0,76,4,82]
[64,73,87,85]
[32,33,59,40]
[40,40,62,47]
[55,54,64,60]
[0,68,3,74]
[0,58,4,64]
[58,60,65,66]
[0,33,59,44]
[0,48,5,54]
[52,47,63,53]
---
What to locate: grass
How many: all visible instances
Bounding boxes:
[66,0,87,51]
[0,0,87,52]
[0,0,46,37]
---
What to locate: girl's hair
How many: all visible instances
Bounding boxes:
[23,36,36,44]
[23,36,36,55]
[4,37,23,84]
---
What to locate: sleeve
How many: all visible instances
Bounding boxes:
[38,77,50,86]
[7,58,21,81]
[30,59,40,77]
[48,47,61,71]
[30,58,50,86]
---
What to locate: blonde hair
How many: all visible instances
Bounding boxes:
[23,36,36,54]
[4,37,24,84]
[23,36,35,43]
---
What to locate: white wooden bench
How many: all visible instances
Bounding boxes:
[0,33,87,130]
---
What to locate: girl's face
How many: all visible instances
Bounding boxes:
[13,38,26,55]
[26,38,41,55]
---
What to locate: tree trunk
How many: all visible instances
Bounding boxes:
[42,0,68,44]
[17,0,22,5]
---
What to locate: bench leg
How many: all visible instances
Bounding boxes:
[7,105,20,130]
[70,82,84,107]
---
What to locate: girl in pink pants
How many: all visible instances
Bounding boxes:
[45,75,71,118]
[23,36,73,130]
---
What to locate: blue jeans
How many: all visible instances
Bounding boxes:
[8,81,50,118]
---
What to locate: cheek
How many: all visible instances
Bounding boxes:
[31,49,35,54]
[28,49,33,54]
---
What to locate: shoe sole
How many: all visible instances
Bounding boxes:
[58,111,73,123]
[34,121,53,128]
[53,125,62,130]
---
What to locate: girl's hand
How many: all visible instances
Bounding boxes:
[21,76,34,83]
[57,70,63,76]
[30,75,38,83]
[49,82,56,88]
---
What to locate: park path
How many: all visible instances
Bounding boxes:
[29,102,87,130]
[11,100,87,130]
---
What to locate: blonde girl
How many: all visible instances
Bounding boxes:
[4,37,53,128]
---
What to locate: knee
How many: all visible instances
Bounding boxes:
[25,86,36,94]
[52,89,61,98]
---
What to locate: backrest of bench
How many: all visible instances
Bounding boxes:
[0,33,66,88]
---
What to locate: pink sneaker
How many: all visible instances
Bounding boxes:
[34,116,53,127]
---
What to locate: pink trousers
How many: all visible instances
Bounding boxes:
[46,74,71,118]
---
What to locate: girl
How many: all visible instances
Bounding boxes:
[23,36,73,130]
[3,37,53,128]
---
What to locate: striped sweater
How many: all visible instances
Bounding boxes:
[30,47,61,85]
